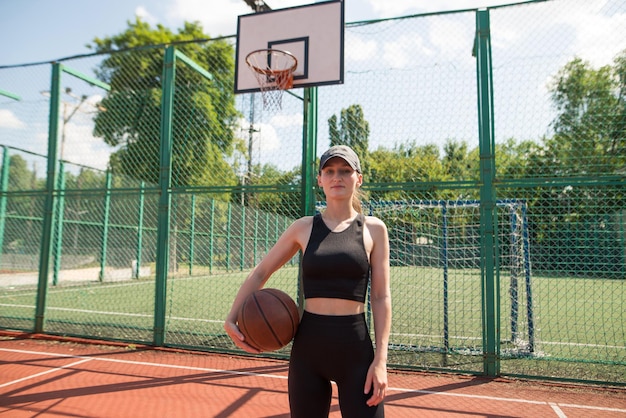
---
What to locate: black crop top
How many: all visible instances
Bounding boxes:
[301,213,370,303]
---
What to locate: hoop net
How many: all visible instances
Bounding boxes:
[246,49,298,111]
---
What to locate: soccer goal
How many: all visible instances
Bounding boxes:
[367,199,535,356]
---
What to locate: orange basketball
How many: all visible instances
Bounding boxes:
[237,288,300,352]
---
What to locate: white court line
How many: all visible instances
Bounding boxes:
[0,304,223,324]
[550,402,568,418]
[0,357,92,389]
[1,311,622,350]
[0,347,287,382]
[2,347,625,416]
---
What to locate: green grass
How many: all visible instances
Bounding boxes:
[0,266,624,383]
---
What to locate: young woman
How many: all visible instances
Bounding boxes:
[224,145,391,418]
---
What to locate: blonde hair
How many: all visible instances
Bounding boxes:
[352,188,365,214]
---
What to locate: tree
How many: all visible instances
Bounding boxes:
[520,52,626,277]
[328,104,370,176]
[443,139,473,181]
[89,19,239,189]
[368,142,446,201]
[7,154,34,191]
[4,155,40,255]
[545,54,625,176]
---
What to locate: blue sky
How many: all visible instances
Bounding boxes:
[1,0,532,66]
[1,0,624,172]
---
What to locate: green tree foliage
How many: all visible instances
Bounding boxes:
[8,154,35,191]
[328,104,370,176]
[520,52,626,276]
[89,19,239,188]
[443,139,475,181]
[254,163,301,218]
[536,54,626,176]
[4,155,41,255]
[368,142,445,201]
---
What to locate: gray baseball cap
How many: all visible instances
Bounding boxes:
[319,145,362,173]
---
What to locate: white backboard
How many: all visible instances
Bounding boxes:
[235,1,344,93]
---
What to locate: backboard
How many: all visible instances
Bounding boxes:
[234,0,344,94]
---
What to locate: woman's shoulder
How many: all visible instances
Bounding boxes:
[363,215,389,237]
[363,215,387,228]
[287,215,315,231]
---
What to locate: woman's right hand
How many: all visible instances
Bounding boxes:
[224,319,262,354]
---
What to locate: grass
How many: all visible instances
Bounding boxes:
[0,265,624,383]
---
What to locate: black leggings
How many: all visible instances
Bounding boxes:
[288,311,384,418]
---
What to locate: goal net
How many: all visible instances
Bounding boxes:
[366,199,535,357]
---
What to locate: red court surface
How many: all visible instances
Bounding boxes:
[1,333,625,417]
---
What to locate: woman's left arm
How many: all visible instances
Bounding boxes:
[364,216,391,407]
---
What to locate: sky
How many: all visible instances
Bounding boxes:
[0,0,531,66]
[0,0,624,173]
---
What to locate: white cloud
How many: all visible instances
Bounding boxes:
[235,117,280,152]
[135,6,159,25]
[165,0,253,37]
[164,0,337,37]
[61,121,110,170]
[0,109,25,129]
[561,4,626,67]
[346,36,378,61]
[428,17,474,61]
[383,34,432,68]
[486,0,626,68]
[270,113,301,128]
[367,0,520,18]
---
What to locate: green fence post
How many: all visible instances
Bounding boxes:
[154,45,176,346]
[135,181,145,279]
[189,194,195,276]
[209,199,215,274]
[52,161,66,286]
[301,87,318,218]
[475,9,500,377]
[297,87,318,310]
[99,171,112,282]
[35,62,62,333]
[0,146,10,268]
[240,206,246,271]
[254,210,259,266]
[226,203,232,271]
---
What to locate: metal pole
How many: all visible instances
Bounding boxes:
[35,62,62,332]
[189,194,196,276]
[301,87,318,217]
[135,181,145,279]
[52,161,66,286]
[99,171,112,282]
[154,45,176,346]
[475,9,500,377]
[0,147,10,269]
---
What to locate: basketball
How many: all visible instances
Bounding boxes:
[237,288,300,352]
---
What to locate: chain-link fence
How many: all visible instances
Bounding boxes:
[0,0,624,385]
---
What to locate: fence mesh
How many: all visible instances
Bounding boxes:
[0,0,624,384]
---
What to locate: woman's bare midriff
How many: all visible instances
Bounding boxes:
[304,298,365,316]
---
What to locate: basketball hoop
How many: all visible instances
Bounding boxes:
[245,49,298,110]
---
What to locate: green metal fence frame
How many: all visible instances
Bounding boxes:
[25,9,504,374]
[35,63,111,332]
[474,9,500,377]
[1,6,621,385]
[152,46,317,345]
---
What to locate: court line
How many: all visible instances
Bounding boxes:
[2,306,623,350]
[2,304,624,352]
[0,357,92,389]
[0,303,223,324]
[1,346,624,415]
[550,402,568,418]
[0,347,287,381]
